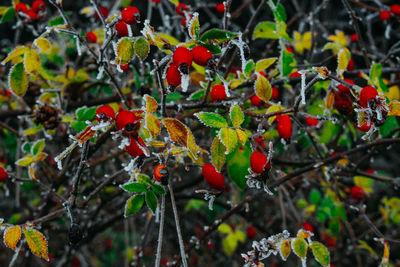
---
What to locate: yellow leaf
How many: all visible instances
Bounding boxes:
[8,62,29,97]
[229,79,244,90]
[34,152,48,162]
[388,101,400,116]
[337,48,350,77]
[162,118,188,147]
[218,223,232,234]
[24,229,49,261]
[255,57,277,72]
[24,127,41,136]
[144,95,158,113]
[328,30,348,47]
[168,0,179,6]
[354,175,374,193]
[146,114,161,138]
[211,137,226,171]
[16,155,34,167]
[149,140,166,147]
[381,241,390,265]
[189,13,200,39]
[155,33,180,45]
[236,128,247,144]
[386,85,400,101]
[29,164,37,180]
[115,38,135,65]
[255,74,272,102]
[186,127,197,159]
[34,38,51,54]
[2,46,28,65]
[24,49,42,75]
[326,90,335,110]
[4,226,22,250]
[222,233,238,256]
[358,240,378,258]
[218,128,238,154]
[0,6,8,15]
[303,32,312,50]
[266,104,285,124]
[279,239,291,260]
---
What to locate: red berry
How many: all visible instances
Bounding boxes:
[191,46,212,66]
[153,164,168,182]
[305,117,319,127]
[286,47,294,53]
[210,84,227,101]
[271,87,279,99]
[327,237,336,248]
[166,64,182,88]
[337,79,354,93]
[250,95,263,107]
[276,115,293,139]
[161,259,169,266]
[359,86,378,108]
[120,64,129,72]
[379,10,391,21]
[350,33,358,43]
[246,226,256,239]
[121,6,140,25]
[0,167,8,182]
[357,121,373,132]
[289,71,301,78]
[71,256,81,267]
[86,32,97,43]
[365,169,374,174]
[250,152,270,174]
[303,222,314,233]
[390,4,400,16]
[26,9,39,21]
[115,110,141,131]
[216,3,225,14]
[347,58,354,71]
[115,20,129,37]
[176,3,190,16]
[95,105,115,122]
[32,0,46,13]
[15,3,28,13]
[104,238,113,250]
[350,186,367,202]
[202,164,225,190]
[95,6,108,20]
[173,47,193,68]
[334,92,353,115]
[254,137,266,149]
[125,137,147,157]
[206,240,214,249]
[152,0,161,3]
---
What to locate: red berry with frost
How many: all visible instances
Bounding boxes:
[216,3,225,14]
[271,87,279,99]
[303,222,314,233]
[350,33,358,43]
[32,0,46,13]
[166,64,182,88]
[250,152,270,174]
[0,167,8,182]
[95,105,115,122]
[359,86,378,108]
[305,117,319,126]
[202,164,225,190]
[210,84,226,101]
[380,10,391,21]
[337,79,354,93]
[334,92,353,115]
[86,32,97,43]
[289,71,301,78]
[15,3,28,13]
[115,110,141,131]
[173,47,193,69]
[250,95,263,106]
[95,6,109,20]
[121,6,140,25]
[120,64,129,72]
[276,115,293,139]
[176,3,190,16]
[351,186,367,202]
[357,121,373,132]
[154,164,168,185]
[125,137,146,157]
[191,46,212,66]
[246,226,256,239]
[390,5,400,16]
[115,20,129,37]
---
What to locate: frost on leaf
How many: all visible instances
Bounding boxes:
[8,62,29,97]
[211,137,226,171]
[4,226,22,250]
[115,38,135,65]
[24,229,49,261]
[310,241,330,267]
[218,127,238,154]
[255,74,272,102]
[161,118,188,147]
[230,103,245,128]
[195,112,228,128]
[279,239,291,261]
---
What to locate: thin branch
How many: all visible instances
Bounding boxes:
[155,193,166,267]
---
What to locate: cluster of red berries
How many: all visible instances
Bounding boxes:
[379,4,400,21]
[166,46,213,89]
[0,167,8,182]
[202,163,225,190]
[15,0,46,23]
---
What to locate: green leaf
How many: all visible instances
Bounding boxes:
[8,62,28,97]
[310,242,330,267]
[151,184,165,194]
[31,139,45,155]
[201,42,222,54]
[218,223,232,234]
[309,189,321,205]
[145,190,158,214]
[48,16,65,26]
[244,60,255,78]
[195,112,228,128]
[319,121,340,144]
[16,155,34,167]
[71,121,87,133]
[252,22,279,40]
[166,92,182,102]
[230,103,244,128]
[226,143,251,189]
[82,107,97,121]
[292,237,308,259]
[187,89,205,100]
[134,37,150,61]
[282,46,296,77]
[211,137,226,171]
[185,199,205,211]
[1,7,15,23]
[137,174,152,186]
[276,4,287,22]
[219,128,238,154]
[379,116,398,138]
[121,182,148,193]
[200,29,239,43]
[115,38,135,65]
[255,57,277,72]
[370,62,382,87]
[255,74,272,102]
[22,142,33,154]
[124,194,145,217]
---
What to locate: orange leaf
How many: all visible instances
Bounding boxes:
[24,229,49,261]
[4,226,22,250]
[162,118,188,147]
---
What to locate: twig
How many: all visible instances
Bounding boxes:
[155,193,166,267]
